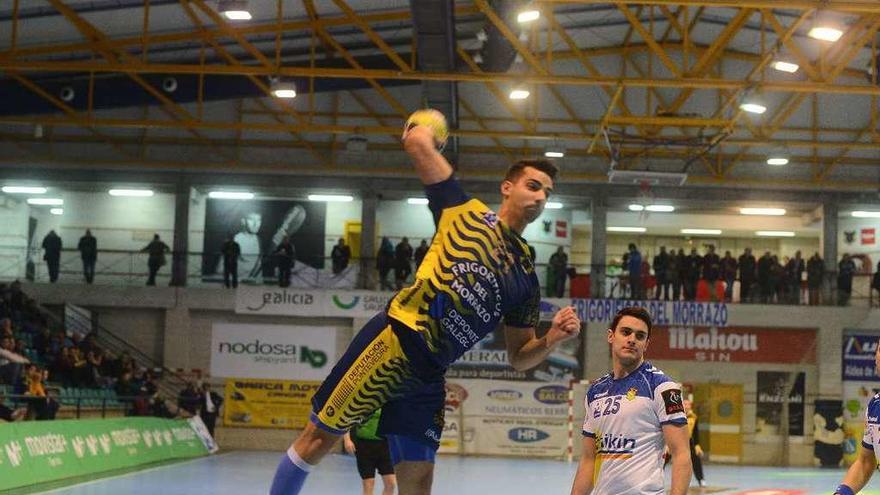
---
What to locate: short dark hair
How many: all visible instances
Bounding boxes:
[504,159,558,182]
[609,306,653,338]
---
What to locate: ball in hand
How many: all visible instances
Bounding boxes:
[404,109,448,150]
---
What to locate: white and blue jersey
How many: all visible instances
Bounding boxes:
[582,361,687,495]
[861,393,880,458]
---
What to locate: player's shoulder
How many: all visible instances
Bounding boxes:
[586,374,613,401]
[640,362,679,390]
[869,393,880,413]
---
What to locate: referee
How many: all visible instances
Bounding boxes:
[344,408,396,495]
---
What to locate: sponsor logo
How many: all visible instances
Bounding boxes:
[445,383,469,409]
[534,385,568,405]
[626,387,637,401]
[507,427,549,443]
[245,289,315,312]
[487,389,522,401]
[668,327,757,352]
[597,432,636,457]
[662,389,685,415]
[844,336,879,358]
[331,295,360,310]
[218,340,327,368]
[482,211,498,228]
[424,429,442,442]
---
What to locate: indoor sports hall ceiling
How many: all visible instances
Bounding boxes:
[1,0,880,194]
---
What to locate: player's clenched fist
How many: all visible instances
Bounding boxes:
[547,306,581,347]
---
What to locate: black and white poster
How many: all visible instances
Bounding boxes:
[756,371,806,436]
[201,199,326,283]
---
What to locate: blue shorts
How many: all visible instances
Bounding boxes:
[310,313,446,450]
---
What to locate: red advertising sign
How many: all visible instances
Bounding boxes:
[648,326,816,364]
[862,228,876,245]
[555,220,567,238]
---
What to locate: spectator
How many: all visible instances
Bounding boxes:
[653,246,670,300]
[200,383,223,437]
[702,245,721,292]
[807,252,824,305]
[626,243,643,300]
[376,237,395,291]
[331,239,352,275]
[77,229,98,284]
[667,248,682,301]
[42,230,63,283]
[0,391,25,422]
[771,256,785,304]
[142,234,170,286]
[69,346,89,387]
[738,248,757,303]
[674,248,687,301]
[684,248,702,301]
[273,236,296,288]
[838,253,856,306]
[721,250,738,302]
[872,261,880,308]
[757,251,773,303]
[0,336,29,385]
[413,239,429,269]
[787,251,805,304]
[178,381,201,416]
[549,247,569,298]
[221,234,242,289]
[393,237,413,290]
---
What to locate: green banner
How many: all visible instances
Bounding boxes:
[0,417,210,491]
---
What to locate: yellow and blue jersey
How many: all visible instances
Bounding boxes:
[387,176,541,368]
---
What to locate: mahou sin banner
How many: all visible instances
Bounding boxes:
[648,326,817,364]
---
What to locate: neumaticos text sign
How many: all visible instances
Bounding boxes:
[648,326,817,364]
[210,323,337,380]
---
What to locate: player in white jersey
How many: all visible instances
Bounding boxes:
[570,307,691,495]
[833,341,880,495]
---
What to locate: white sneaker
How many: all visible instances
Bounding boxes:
[698,480,706,487]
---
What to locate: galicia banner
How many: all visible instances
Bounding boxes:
[843,333,880,381]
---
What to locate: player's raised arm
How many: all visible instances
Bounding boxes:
[401,109,455,186]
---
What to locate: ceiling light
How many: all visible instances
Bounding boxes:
[808,26,843,42]
[628,204,645,212]
[209,191,255,200]
[271,80,296,99]
[646,205,675,212]
[27,198,63,206]
[308,194,353,202]
[739,101,767,114]
[767,157,789,166]
[407,198,429,205]
[509,86,530,100]
[681,228,721,235]
[545,201,563,209]
[517,9,540,23]
[219,0,251,20]
[740,207,786,216]
[50,208,63,215]
[852,211,880,218]
[544,143,565,158]
[772,61,800,73]
[2,186,47,194]
[109,189,154,197]
[608,226,646,233]
[756,231,796,237]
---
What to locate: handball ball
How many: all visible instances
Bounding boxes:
[405,109,448,150]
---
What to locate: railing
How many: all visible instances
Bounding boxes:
[3,392,159,420]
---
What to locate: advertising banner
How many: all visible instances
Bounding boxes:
[451,379,569,418]
[755,371,806,437]
[0,418,208,491]
[649,326,816,364]
[210,323,336,380]
[235,287,393,318]
[223,378,320,429]
[842,334,880,381]
[462,416,568,457]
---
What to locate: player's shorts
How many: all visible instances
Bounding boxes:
[311,312,446,449]
[353,438,395,479]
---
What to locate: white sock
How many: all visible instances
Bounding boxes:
[287,446,314,472]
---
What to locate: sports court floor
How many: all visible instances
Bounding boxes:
[28,450,880,495]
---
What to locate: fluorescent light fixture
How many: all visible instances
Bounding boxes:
[2,186,46,194]
[852,211,880,218]
[545,201,563,209]
[628,204,645,212]
[740,207,786,216]
[407,198,429,205]
[772,61,800,73]
[646,205,675,212]
[681,228,721,235]
[739,102,767,114]
[209,191,254,200]
[808,26,843,42]
[219,0,251,20]
[27,198,63,206]
[608,226,646,233]
[308,194,353,202]
[50,208,63,215]
[509,88,530,100]
[756,230,796,237]
[109,189,153,197]
[767,157,789,166]
[517,9,540,23]
[271,81,296,99]
[544,150,564,158]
